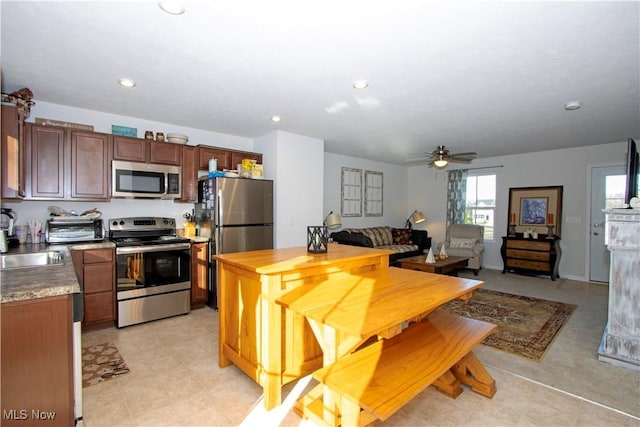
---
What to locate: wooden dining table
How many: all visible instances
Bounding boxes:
[277,266,497,426]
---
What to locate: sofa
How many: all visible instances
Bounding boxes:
[330,226,431,264]
[437,223,484,275]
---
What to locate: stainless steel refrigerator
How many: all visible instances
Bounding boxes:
[195,177,274,307]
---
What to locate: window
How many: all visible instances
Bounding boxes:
[341,167,362,217]
[606,175,626,209]
[465,174,496,241]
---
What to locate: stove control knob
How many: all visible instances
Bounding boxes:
[119,220,125,225]
[112,221,118,227]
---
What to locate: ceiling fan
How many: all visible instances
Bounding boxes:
[405,145,477,169]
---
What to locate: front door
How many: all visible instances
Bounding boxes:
[589,165,625,282]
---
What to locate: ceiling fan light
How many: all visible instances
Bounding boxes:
[434,158,448,168]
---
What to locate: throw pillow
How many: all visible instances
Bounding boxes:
[391,228,413,245]
[360,227,393,246]
[449,237,476,249]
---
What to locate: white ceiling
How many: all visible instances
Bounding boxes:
[1,1,638,165]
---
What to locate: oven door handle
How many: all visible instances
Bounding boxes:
[116,242,191,254]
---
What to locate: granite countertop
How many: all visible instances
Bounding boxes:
[0,241,115,304]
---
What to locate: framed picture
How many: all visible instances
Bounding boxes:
[111,125,137,137]
[508,186,563,236]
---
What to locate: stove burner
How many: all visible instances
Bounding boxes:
[112,236,191,247]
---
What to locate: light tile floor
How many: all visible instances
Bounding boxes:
[82,269,640,426]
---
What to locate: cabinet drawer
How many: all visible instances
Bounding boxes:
[83,263,114,293]
[506,249,550,261]
[507,258,550,271]
[84,292,114,323]
[83,248,113,264]
[506,240,550,251]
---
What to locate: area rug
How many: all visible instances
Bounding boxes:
[82,342,129,387]
[440,289,577,362]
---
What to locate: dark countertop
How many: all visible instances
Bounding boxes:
[0,241,115,304]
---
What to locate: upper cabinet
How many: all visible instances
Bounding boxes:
[198,146,231,170]
[114,137,181,166]
[71,131,110,199]
[180,145,197,202]
[1,105,26,199]
[25,123,111,201]
[231,151,262,169]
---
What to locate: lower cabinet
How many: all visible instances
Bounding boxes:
[1,294,75,426]
[71,247,116,330]
[501,236,561,280]
[191,242,208,309]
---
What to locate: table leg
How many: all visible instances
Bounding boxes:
[452,351,496,398]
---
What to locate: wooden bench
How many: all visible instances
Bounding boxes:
[311,310,497,426]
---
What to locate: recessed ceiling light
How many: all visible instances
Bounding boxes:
[564,101,581,111]
[158,1,185,15]
[118,78,136,88]
[271,115,281,123]
[353,80,368,89]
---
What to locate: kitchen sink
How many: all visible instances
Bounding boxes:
[0,251,65,269]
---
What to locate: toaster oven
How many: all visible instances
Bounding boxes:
[45,218,106,244]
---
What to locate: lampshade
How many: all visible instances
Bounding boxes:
[405,210,426,229]
[411,211,426,224]
[324,211,342,230]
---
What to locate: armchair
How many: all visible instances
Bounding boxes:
[438,223,484,275]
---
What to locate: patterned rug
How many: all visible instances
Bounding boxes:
[82,342,129,387]
[440,289,577,362]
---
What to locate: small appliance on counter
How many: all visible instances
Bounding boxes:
[45,217,106,244]
[0,208,19,248]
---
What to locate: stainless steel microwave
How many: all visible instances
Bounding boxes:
[112,160,181,199]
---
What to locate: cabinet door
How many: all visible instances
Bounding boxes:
[83,263,114,293]
[27,124,65,199]
[181,145,197,202]
[71,131,110,199]
[113,136,147,162]
[1,295,74,427]
[150,141,181,165]
[84,292,115,323]
[191,242,208,308]
[198,146,230,170]
[1,105,25,198]
[231,151,263,168]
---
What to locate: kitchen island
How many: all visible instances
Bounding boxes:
[213,243,393,409]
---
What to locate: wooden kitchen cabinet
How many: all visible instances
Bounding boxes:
[501,235,561,280]
[27,124,65,199]
[180,145,198,202]
[198,146,231,170]
[191,242,208,309]
[230,150,262,168]
[113,136,181,166]
[1,294,75,427]
[113,136,147,162]
[1,104,26,199]
[26,123,111,201]
[149,141,181,165]
[71,131,110,199]
[71,247,116,330]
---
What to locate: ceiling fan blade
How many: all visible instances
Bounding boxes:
[448,158,474,164]
[449,152,477,157]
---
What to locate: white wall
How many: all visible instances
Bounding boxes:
[407,141,628,281]
[260,131,324,248]
[323,153,411,230]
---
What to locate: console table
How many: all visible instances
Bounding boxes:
[500,235,561,280]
